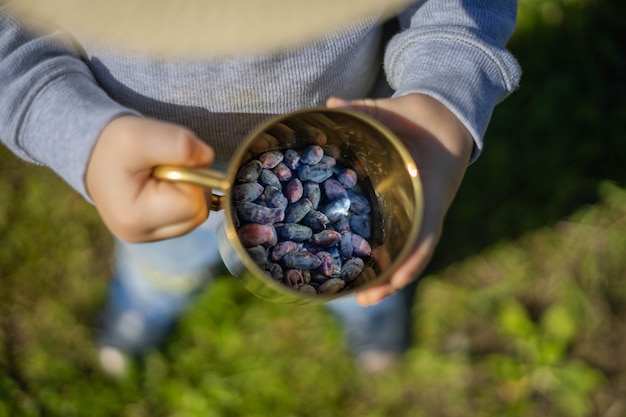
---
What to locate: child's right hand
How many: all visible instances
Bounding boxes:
[85,115,215,243]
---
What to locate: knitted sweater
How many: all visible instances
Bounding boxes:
[0,0,521,199]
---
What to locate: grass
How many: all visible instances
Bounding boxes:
[1,0,625,416]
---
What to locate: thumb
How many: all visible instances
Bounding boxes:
[326,96,388,124]
[131,120,215,172]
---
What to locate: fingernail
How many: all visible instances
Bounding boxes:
[355,293,371,306]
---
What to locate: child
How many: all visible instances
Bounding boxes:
[0,0,521,375]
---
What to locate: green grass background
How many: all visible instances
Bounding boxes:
[1,0,625,415]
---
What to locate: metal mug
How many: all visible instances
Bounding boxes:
[152,107,423,305]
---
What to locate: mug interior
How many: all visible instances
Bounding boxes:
[219,108,423,304]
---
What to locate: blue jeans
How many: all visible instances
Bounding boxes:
[99,219,411,356]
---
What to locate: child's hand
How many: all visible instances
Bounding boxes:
[86,116,215,242]
[327,94,474,306]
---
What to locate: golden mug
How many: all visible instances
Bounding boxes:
[153,107,423,305]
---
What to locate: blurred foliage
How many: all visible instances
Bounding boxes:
[434,181,626,416]
[1,0,625,416]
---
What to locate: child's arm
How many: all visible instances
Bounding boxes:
[0,8,214,242]
[386,0,522,163]
[340,0,522,305]
[0,8,136,199]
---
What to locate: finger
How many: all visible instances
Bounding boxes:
[326,97,380,114]
[128,123,213,237]
[355,283,397,306]
[131,122,215,171]
[134,180,209,238]
[355,230,438,305]
[136,201,209,242]
[326,96,352,108]
[327,97,401,131]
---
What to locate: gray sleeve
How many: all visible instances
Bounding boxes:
[0,8,140,199]
[384,0,522,162]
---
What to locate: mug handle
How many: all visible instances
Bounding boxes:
[152,165,231,211]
